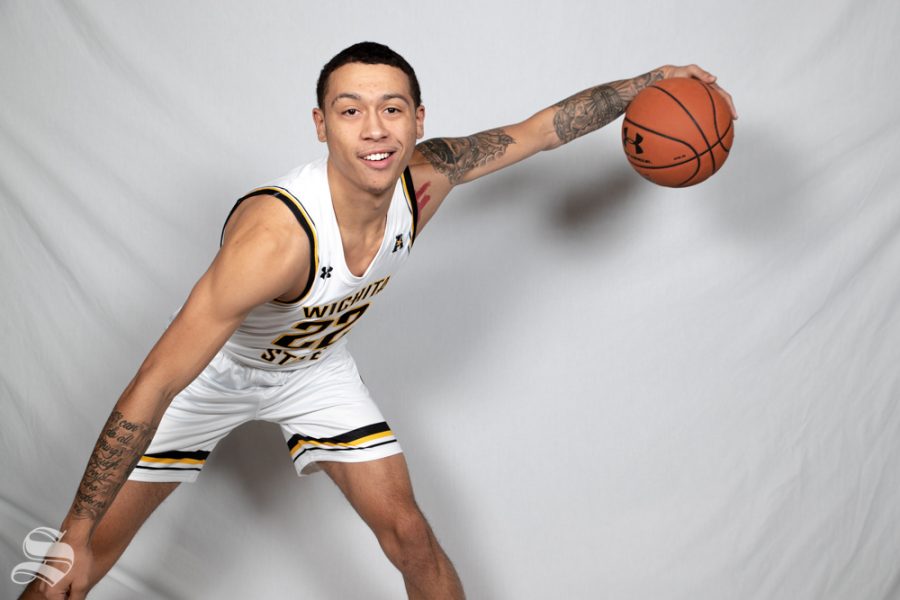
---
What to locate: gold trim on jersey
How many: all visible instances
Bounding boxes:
[401,168,418,244]
[139,456,205,465]
[288,429,395,457]
[134,449,210,472]
[252,186,320,305]
[223,185,321,305]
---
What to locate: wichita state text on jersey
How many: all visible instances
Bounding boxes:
[222,158,418,370]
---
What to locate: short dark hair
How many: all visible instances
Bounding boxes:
[316,42,421,109]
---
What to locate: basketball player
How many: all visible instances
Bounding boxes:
[23,42,735,600]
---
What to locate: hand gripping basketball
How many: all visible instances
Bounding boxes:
[623,65,737,187]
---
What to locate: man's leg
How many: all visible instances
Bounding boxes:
[19,480,179,599]
[320,455,465,600]
[87,480,180,585]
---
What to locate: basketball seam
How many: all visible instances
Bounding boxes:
[702,86,735,154]
[622,119,732,163]
[678,125,732,186]
[623,116,701,185]
[625,115,735,170]
[622,116,701,164]
[637,138,729,188]
[704,84,722,142]
[719,120,734,152]
[681,86,721,187]
[649,83,717,174]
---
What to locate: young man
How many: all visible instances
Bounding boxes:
[23,42,735,600]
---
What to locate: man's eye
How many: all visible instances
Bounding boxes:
[344,108,359,116]
[385,107,400,114]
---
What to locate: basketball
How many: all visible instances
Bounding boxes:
[622,78,734,187]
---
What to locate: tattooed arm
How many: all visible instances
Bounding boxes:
[31,197,311,600]
[409,64,735,230]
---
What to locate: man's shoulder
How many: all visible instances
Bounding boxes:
[223,194,308,246]
[228,158,328,232]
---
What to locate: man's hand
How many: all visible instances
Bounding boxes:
[660,64,738,119]
[410,62,737,231]
[20,543,92,600]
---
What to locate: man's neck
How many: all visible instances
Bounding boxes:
[326,160,397,237]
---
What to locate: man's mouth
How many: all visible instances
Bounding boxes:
[361,151,394,162]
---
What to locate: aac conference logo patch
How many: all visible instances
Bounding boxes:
[10,527,74,587]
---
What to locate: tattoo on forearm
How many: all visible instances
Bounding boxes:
[417,128,516,185]
[70,410,157,522]
[552,69,665,144]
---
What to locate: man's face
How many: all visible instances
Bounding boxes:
[313,62,425,200]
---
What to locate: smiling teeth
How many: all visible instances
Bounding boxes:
[363,153,390,161]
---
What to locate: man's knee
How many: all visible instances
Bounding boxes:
[374,506,436,566]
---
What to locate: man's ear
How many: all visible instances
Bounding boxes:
[312,108,327,142]
[415,104,425,140]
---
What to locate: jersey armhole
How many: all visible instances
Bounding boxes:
[401,167,419,245]
[221,187,318,305]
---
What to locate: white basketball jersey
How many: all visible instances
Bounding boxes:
[222,158,418,370]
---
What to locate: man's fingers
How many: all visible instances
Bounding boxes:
[31,570,83,599]
[65,576,90,600]
[36,580,69,600]
[665,64,738,119]
[710,82,738,119]
[666,64,716,85]
[697,68,716,83]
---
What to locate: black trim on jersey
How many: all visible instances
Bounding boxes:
[287,421,391,447]
[402,167,419,244]
[142,450,210,461]
[134,464,203,472]
[292,438,398,462]
[286,421,394,462]
[134,449,209,472]
[220,187,318,304]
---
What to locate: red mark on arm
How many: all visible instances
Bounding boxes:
[415,181,432,211]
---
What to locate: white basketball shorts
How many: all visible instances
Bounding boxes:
[128,346,401,482]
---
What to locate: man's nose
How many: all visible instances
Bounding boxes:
[362,111,388,140]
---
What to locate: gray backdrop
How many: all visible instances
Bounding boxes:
[3,1,899,598]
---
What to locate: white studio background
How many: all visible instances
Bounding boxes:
[2,1,899,599]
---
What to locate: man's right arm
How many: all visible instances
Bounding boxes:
[37,195,309,599]
[408,65,736,232]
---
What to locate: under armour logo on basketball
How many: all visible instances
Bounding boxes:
[392,234,404,253]
[320,266,333,279]
[622,127,644,154]
[10,527,74,587]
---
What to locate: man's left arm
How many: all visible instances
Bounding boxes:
[409,64,736,229]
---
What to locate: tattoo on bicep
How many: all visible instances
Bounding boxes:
[415,181,433,210]
[552,69,664,144]
[417,128,516,185]
[70,410,157,521]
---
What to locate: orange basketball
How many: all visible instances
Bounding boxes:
[622,78,734,187]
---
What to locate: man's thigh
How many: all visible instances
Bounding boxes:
[91,481,179,564]
[320,454,418,528]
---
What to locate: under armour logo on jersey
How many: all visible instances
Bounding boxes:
[320,266,333,279]
[392,234,404,253]
[622,127,644,154]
